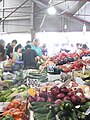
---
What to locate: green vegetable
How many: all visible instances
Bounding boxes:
[85,102,90,106]
[2,115,14,120]
[46,110,55,120]
[61,100,74,110]
[34,112,47,120]
[54,106,60,114]
[30,104,45,111]
[18,86,26,92]
[79,105,89,112]
[4,91,12,98]
[0,90,11,96]
[57,108,79,120]
[69,109,79,120]
[34,113,47,120]
[6,97,12,102]
[31,102,51,106]
[63,102,74,110]
[57,112,73,120]
[35,117,46,120]
[34,113,47,118]
[68,116,73,120]
[77,111,86,120]
[44,103,53,108]
[57,111,68,118]
[50,117,56,120]
[34,107,50,114]
[0,96,6,102]
[30,102,52,111]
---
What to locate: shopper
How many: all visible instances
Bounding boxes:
[82,44,89,50]
[6,40,17,58]
[75,43,82,55]
[41,43,48,55]
[30,38,48,60]
[26,40,31,45]
[0,39,6,60]
[0,44,6,62]
[13,44,22,62]
[0,44,6,68]
[22,45,39,69]
[0,39,5,47]
[30,38,42,57]
[12,44,22,71]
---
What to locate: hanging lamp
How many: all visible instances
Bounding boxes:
[47,6,56,15]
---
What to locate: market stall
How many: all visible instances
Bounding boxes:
[0,49,90,120]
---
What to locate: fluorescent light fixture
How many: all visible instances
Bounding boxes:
[47,6,56,15]
[83,24,86,33]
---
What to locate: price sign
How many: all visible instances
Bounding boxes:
[25,76,40,87]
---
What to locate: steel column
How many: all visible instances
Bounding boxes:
[30,1,35,41]
[2,0,4,32]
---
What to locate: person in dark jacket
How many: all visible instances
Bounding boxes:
[0,44,6,62]
[6,40,17,58]
[22,45,39,69]
[0,39,5,47]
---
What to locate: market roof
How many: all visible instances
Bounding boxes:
[0,0,90,33]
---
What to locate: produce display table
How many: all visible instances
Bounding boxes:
[0,67,90,120]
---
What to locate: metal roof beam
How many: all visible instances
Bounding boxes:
[0,5,31,10]
[32,0,47,8]
[32,0,90,27]
[0,0,29,23]
[59,9,90,26]
[65,0,90,1]
[0,10,31,14]
[4,16,30,20]
[67,1,87,15]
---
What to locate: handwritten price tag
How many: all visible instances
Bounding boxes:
[25,76,39,87]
